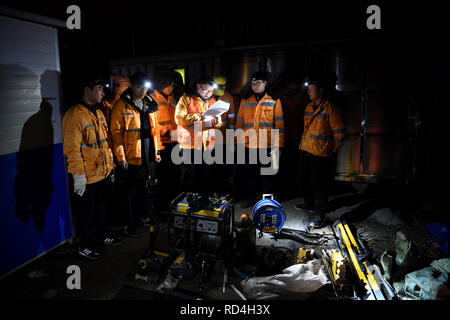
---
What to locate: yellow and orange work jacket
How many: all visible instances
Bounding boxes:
[299,98,345,157]
[62,104,115,184]
[150,89,178,144]
[110,95,163,165]
[175,94,222,150]
[236,92,285,149]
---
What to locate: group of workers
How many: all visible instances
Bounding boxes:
[62,69,345,260]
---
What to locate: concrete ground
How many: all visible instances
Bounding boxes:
[1,182,449,301]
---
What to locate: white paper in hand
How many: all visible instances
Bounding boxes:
[202,100,230,120]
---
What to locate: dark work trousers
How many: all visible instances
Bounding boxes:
[211,143,234,196]
[277,139,301,201]
[73,178,108,249]
[296,150,333,212]
[240,148,274,203]
[179,148,213,194]
[156,143,181,212]
[117,164,153,228]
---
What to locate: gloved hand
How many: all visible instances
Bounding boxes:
[73,174,87,197]
[120,160,128,169]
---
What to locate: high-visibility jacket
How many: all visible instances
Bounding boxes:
[216,91,236,143]
[110,93,163,165]
[101,76,130,125]
[62,104,114,184]
[282,95,307,142]
[299,98,345,157]
[150,89,178,144]
[175,94,222,150]
[236,92,284,149]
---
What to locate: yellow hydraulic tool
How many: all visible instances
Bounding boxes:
[332,220,385,300]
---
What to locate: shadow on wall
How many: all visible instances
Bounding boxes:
[12,69,58,235]
[14,111,54,232]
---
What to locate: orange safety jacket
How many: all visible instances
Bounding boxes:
[216,91,236,143]
[299,98,345,157]
[150,89,178,144]
[110,92,163,165]
[175,94,222,150]
[236,92,285,149]
[101,76,130,125]
[62,104,115,184]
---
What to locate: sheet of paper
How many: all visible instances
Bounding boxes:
[202,100,230,120]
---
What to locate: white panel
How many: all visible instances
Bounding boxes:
[0,15,62,155]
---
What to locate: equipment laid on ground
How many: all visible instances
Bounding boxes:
[252,194,286,234]
[329,220,398,300]
[169,192,234,257]
[166,192,235,289]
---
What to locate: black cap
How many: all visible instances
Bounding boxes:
[196,75,215,86]
[80,72,108,89]
[251,71,268,82]
[156,72,176,90]
[129,72,149,86]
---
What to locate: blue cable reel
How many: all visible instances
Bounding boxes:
[252,194,286,234]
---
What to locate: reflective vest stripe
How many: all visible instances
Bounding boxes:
[310,134,332,141]
[82,138,107,148]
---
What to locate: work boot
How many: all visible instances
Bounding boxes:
[121,225,141,238]
[309,212,325,228]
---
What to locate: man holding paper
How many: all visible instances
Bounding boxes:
[174,76,223,193]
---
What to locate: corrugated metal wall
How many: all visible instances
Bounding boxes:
[0,15,72,278]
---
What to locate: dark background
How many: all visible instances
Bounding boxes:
[2,1,449,194]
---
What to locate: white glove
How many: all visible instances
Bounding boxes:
[73,174,87,197]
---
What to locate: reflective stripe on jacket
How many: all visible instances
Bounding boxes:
[62,104,114,184]
[175,94,221,149]
[150,89,178,144]
[299,98,345,157]
[110,97,163,165]
[235,92,284,148]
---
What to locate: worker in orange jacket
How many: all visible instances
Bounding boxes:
[101,75,130,125]
[150,72,179,211]
[277,75,308,201]
[175,75,222,193]
[296,73,346,227]
[62,74,121,260]
[235,71,285,208]
[110,72,163,237]
[213,75,236,195]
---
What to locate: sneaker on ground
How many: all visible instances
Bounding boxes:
[103,236,121,246]
[78,247,100,260]
[121,226,141,238]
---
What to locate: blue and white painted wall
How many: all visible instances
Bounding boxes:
[0,12,72,278]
